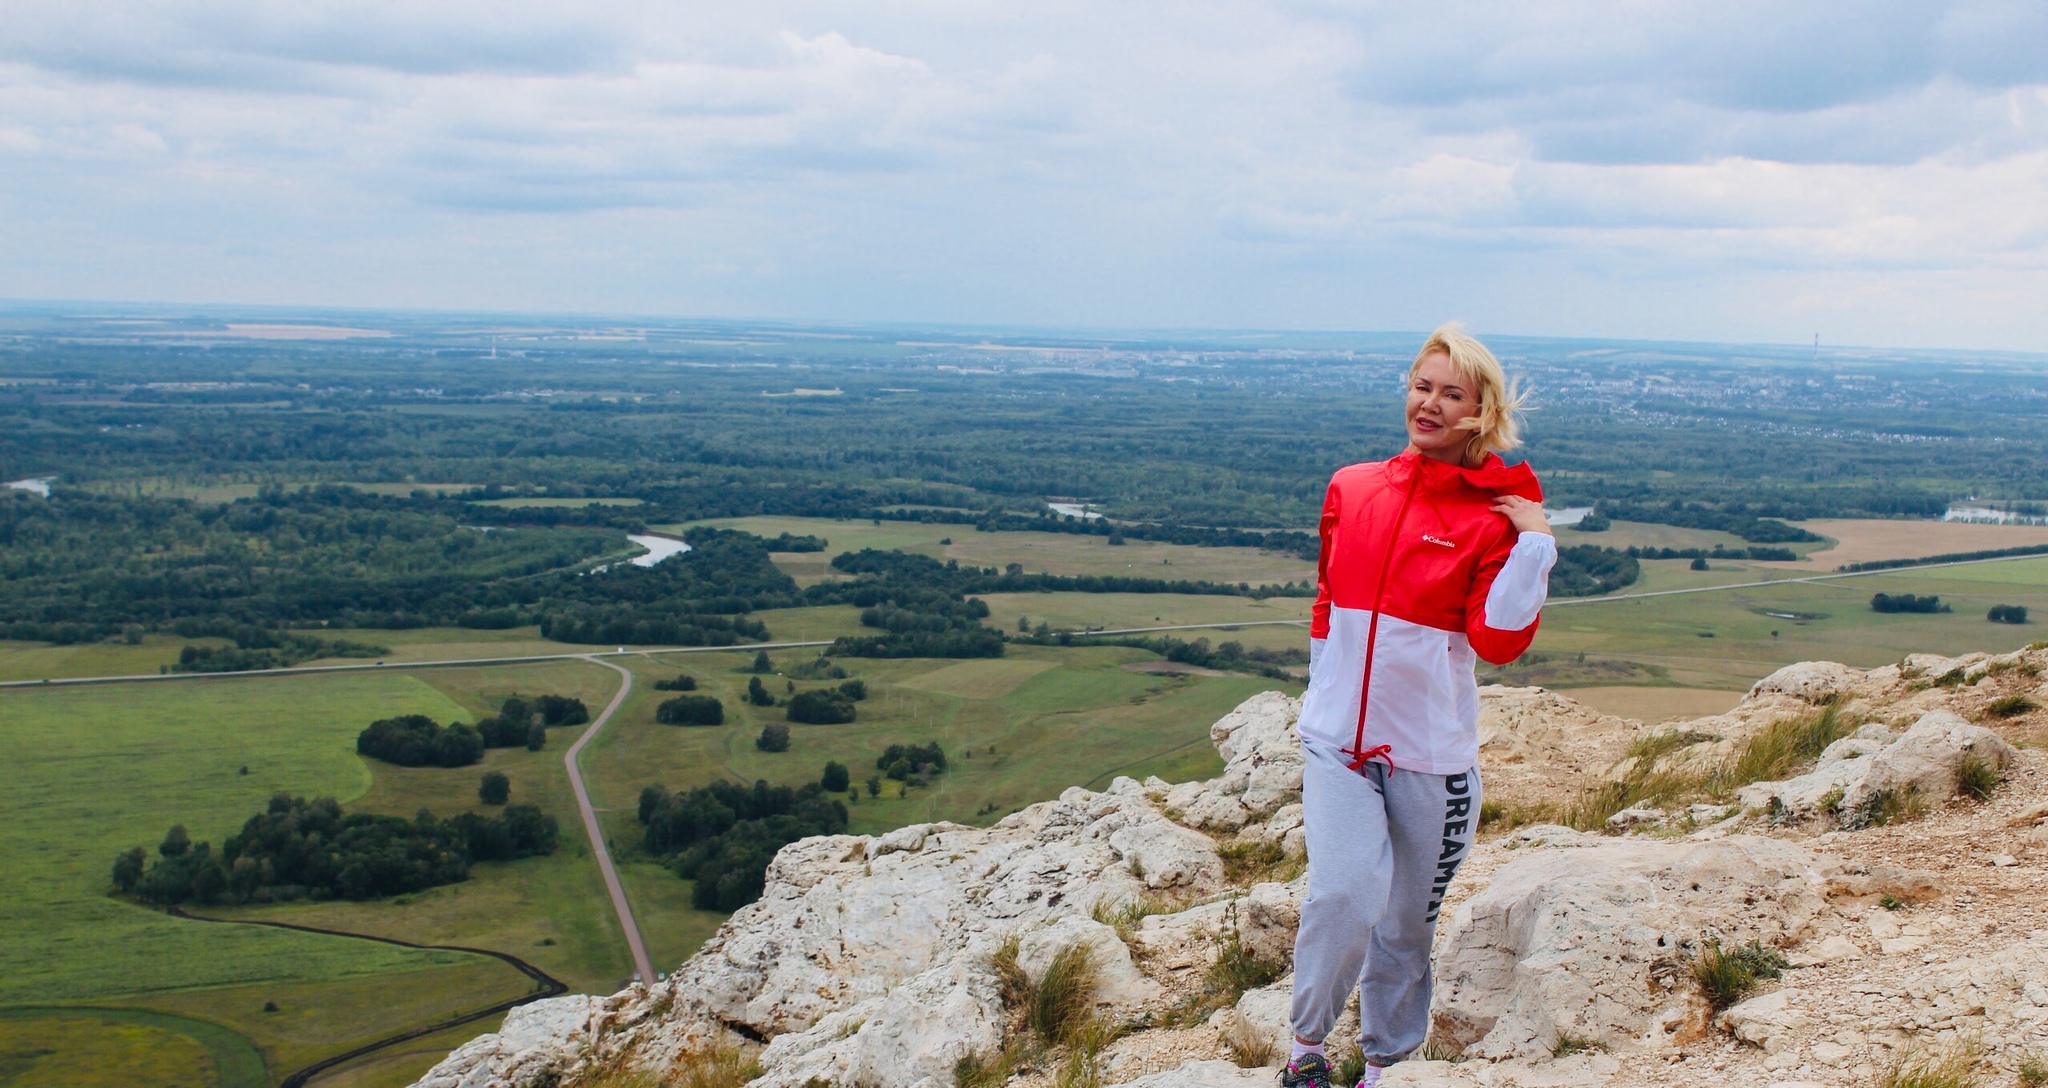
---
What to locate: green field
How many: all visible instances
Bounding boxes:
[1530,561,2048,689]
[671,515,1315,587]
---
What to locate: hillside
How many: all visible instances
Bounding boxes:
[410,643,2048,1088]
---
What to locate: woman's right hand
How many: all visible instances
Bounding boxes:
[1490,495,1552,536]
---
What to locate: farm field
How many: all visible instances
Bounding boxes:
[1555,518,1825,556]
[1531,560,2048,690]
[1773,518,2048,571]
[672,515,1315,587]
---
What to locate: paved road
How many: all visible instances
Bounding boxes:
[0,639,837,690]
[563,655,658,986]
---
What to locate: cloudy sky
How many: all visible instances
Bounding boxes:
[2,1,2045,348]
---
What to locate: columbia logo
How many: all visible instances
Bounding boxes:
[1421,534,1456,548]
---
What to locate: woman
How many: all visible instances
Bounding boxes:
[1281,324,1554,1088]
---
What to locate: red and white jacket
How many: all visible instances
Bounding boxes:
[1301,449,1557,776]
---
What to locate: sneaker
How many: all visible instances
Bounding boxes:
[1354,1064,1382,1088]
[1280,1053,1333,1088]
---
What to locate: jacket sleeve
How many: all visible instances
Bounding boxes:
[1309,477,1340,642]
[1464,531,1556,665]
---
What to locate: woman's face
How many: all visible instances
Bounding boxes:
[1406,351,1482,464]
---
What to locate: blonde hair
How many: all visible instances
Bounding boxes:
[1409,322,1527,461]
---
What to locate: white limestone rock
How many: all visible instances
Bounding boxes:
[1841,709,2015,812]
[1719,989,1809,1054]
[1015,915,1162,1013]
[1748,661,1867,704]
[1167,691,1305,829]
[1430,834,1827,1059]
[1106,1059,1275,1088]
[410,995,607,1088]
[749,960,1005,1088]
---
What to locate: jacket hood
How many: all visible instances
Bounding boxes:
[1388,448,1543,502]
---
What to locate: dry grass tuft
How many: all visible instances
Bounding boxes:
[1876,1040,1981,1088]
[1690,937,1786,1011]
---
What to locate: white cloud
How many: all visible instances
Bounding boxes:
[0,0,2043,347]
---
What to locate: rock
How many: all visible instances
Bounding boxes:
[1605,802,1666,830]
[750,960,1004,1088]
[410,995,607,1088]
[1166,692,1305,830]
[1841,710,2015,813]
[1720,990,1808,1053]
[1379,1059,1480,1087]
[1788,934,1862,966]
[1749,661,1867,704]
[1110,811,1225,889]
[1014,916,1161,1013]
[1431,835,1825,1059]
[1217,981,1292,1063]
[1105,1059,1275,1088]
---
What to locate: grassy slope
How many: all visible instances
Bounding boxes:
[216,661,636,994]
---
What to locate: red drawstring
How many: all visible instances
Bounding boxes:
[1345,744,1394,773]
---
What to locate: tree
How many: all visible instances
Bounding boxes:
[653,674,698,692]
[1990,604,2030,624]
[756,723,791,752]
[1688,556,1709,571]
[525,721,547,751]
[479,771,511,805]
[656,695,725,726]
[838,679,868,701]
[112,846,147,891]
[821,761,850,792]
[787,689,856,724]
[747,676,774,706]
[866,775,881,797]
[751,650,773,673]
[160,824,190,858]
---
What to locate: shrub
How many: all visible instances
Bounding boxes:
[838,678,868,701]
[657,695,725,726]
[750,650,773,673]
[1689,938,1785,1010]
[746,676,774,707]
[754,723,790,752]
[1955,751,2001,800]
[1989,604,2030,624]
[1985,694,2039,718]
[1551,1033,1609,1057]
[479,771,511,805]
[821,761,850,792]
[787,689,856,724]
[1689,556,1709,571]
[653,673,699,691]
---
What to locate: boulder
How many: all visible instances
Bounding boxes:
[1719,989,1809,1054]
[1014,915,1161,1013]
[1430,832,1826,1059]
[749,960,1004,1088]
[410,995,607,1088]
[1748,661,1867,704]
[1166,691,1303,829]
[1840,710,2015,813]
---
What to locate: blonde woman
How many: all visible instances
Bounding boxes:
[1281,325,1554,1088]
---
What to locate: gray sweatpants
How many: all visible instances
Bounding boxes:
[1287,740,1481,1065]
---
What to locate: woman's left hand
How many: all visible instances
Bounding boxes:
[1491,495,1553,536]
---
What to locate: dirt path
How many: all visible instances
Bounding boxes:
[166,907,566,1088]
[564,656,657,986]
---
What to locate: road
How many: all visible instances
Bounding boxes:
[1545,549,2048,607]
[563,656,658,986]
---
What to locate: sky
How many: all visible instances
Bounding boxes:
[2,1,2046,349]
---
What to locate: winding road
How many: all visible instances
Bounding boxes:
[563,656,658,986]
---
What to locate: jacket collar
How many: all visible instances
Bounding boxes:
[1387,448,1544,502]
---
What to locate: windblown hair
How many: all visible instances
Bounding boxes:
[1409,322,1528,461]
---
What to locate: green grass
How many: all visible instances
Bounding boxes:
[0,673,484,1006]
[0,1006,268,1088]
[0,635,224,682]
[669,515,1315,588]
[1688,938,1786,1010]
[1536,562,2048,689]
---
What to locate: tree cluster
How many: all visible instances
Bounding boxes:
[357,715,484,768]
[656,694,724,726]
[653,673,698,691]
[1871,593,1950,614]
[1989,604,2030,624]
[111,794,557,906]
[637,777,849,910]
[878,741,947,782]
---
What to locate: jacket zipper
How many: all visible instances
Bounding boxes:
[1347,460,1424,772]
